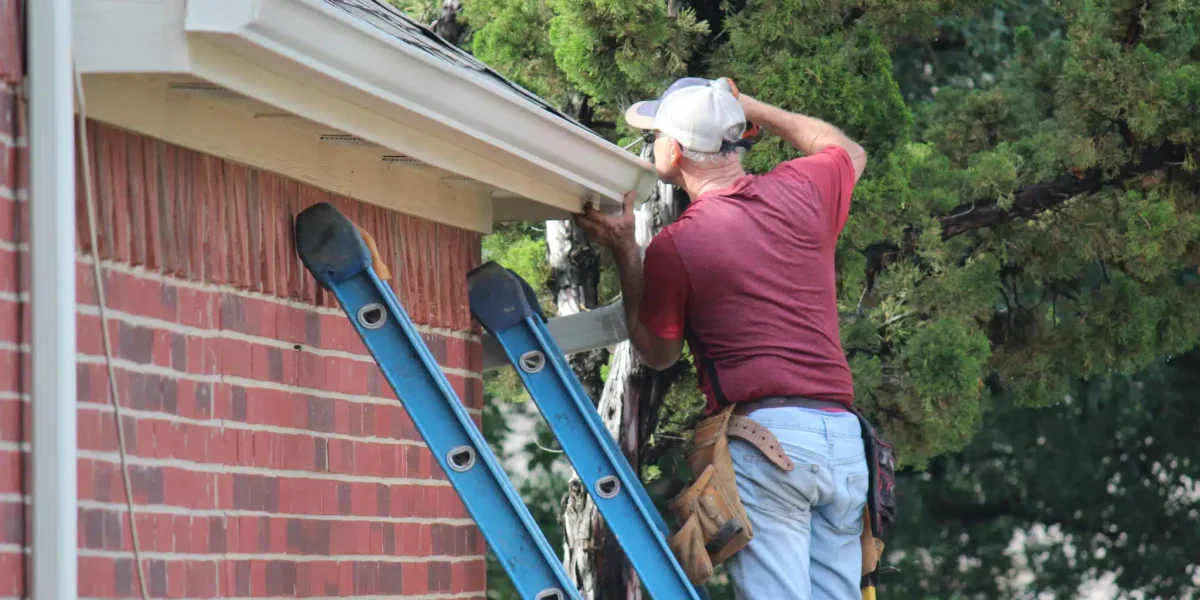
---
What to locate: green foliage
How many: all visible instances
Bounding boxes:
[464,0,573,102]
[482,222,555,315]
[546,0,709,102]
[453,0,1200,595]
[886,350,1200,599]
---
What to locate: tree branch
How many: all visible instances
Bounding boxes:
[940,142,1186,238]
[1123,0,1148,49]
[842,5,867,28]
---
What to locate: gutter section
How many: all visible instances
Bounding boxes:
[183,0,656,210]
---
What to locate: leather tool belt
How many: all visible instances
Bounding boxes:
[666,403,792,584]
[666,396,897,588]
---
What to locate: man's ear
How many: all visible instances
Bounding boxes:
[667,139,683,168]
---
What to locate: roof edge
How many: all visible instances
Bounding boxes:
[184,0,657,209]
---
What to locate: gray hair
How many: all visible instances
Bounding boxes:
[681,146,746,164]
[667,124,748,164]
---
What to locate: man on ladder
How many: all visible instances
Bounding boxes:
[575,77,893,599]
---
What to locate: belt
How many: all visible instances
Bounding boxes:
[731,396,849,416]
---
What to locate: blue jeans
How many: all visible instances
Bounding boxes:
[725,406,868,599]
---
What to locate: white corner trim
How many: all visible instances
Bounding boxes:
[182,0,656,212]
[31,0,79,596]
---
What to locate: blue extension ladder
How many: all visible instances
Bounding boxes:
[294,202,703,600]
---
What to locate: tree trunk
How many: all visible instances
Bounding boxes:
[545,219,608,399]
[559,144,688,599]
[430,0,465,45]
[547,215,621,598]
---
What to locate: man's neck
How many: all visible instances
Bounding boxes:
[678,162,747,201]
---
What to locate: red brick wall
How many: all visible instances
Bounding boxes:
[0,4,490,596]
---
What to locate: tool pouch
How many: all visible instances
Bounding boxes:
[666,466,717,585]
[851,409,897,536]
[666,406,753,583]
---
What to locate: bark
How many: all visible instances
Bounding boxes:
[550,213,620,599]
[546,219,608,399]
[430,0,465,45]
[560,145,688,599]
[939,141,1186,238]
[863,141,1188,278]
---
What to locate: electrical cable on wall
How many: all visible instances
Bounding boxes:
[73,62,152,600]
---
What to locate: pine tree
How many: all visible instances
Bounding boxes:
[458,0,1200,597]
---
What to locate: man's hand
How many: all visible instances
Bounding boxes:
[571,188,684,370]
[735,93,867,181]
[573,189,638,254]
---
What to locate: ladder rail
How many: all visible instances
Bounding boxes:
[295,203,579,600]
[470,262,706,600]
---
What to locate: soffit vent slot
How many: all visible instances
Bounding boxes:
[381,154,427,166]
[168,82,244,99]
[319,134,382,148]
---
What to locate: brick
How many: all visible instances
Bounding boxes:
[0,82,14,141]
[0,1,19,81]
[0,397,23,442]
[117,321,155,364]
[108,127,133,263]
[427,560,453,593]
[0,551,23,596]
[0,194,15,247]
[0,500,23,545]
[0,246,20,295]
[265,560,297,595]
[185,560,218,597]
[148,558,168,597]
[158,143,180,276]
[219,294,245,333]
[0,447,22,493]
[304,394,334,433]
[256,515,270,552]
[232,560,251,595]
[230,385,247,421]
[230,473,279,512]
[219,338,254,379]
[176,286,214,329]
[186,155,206,283]
[227,162,251,289]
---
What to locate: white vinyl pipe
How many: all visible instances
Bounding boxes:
[481,300,628,371]
[29,0,78,596]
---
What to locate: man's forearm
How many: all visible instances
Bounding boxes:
[611,242,645,341]
[740,95,867,177]
[608,243,682,370]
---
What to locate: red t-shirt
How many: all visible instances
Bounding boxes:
[639,145,857,415]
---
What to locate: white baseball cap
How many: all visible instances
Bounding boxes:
[625,77,747,154]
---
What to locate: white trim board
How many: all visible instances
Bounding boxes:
[71,0,658,225]
[79,73,494,233]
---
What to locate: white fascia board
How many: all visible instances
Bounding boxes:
[182,0,657,211]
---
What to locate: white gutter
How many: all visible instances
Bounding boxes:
[182,0,656,209]
[29,0,78,596]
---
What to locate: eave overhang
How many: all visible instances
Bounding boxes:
[72,0,656,233]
